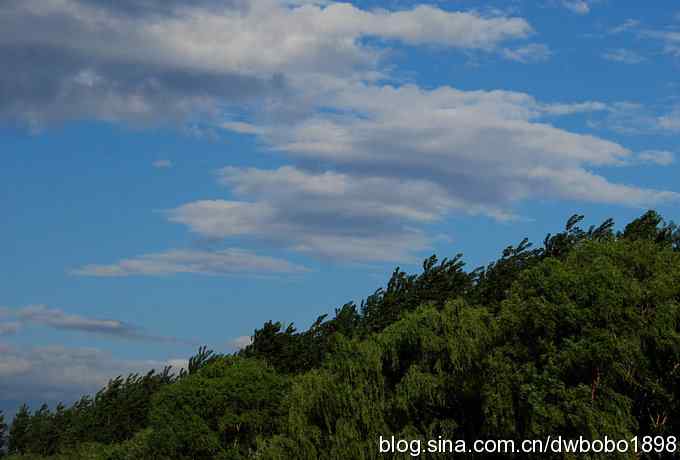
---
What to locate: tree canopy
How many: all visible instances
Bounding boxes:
[4,211,680,460]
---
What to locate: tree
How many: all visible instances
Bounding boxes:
[28,404,60,456]
[241,321,305,373]
[8,404,30,455]
[4,211,680,460]
[0,410,7,457]
[148,356,289,460]
[259,227,680,459]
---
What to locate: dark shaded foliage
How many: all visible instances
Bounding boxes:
[0,410,7,457]
[7,369,175,456]
[6,210,680,460]
[7,405,29,456]
[148,357,289,459]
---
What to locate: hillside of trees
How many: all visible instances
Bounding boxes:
[1,211,679,459]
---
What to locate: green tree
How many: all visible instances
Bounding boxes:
[148,356,289,460]
[259,223,680,459]
[0,410,7,457]
[5,211,680,460]
[8,404,30,455]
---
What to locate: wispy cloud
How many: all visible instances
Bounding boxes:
[585,102,680,135]
[72,248,309,277]
[609,19,640,35]
[602,48,646,64]
[562,0,591,15]
[502,43,552,63]
[641,29,680,56]
[0,322,21,336]
[637,150,675,166]
[658,109,680,131]
[152,159,174,169]
[0,305,186,343]
[222,121,264,135]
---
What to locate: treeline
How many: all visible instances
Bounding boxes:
[2,211,680,459]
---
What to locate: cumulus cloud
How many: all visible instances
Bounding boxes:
[0,305,185,343]
[2,0,676,269]
[266,83,632,167]
[602,48,646,64]
[0,0,531,128]
[72,248,309,276]
[159,83,679,262]
[0,344,187,419]
[524,167,677,205]
[168,163,451,262]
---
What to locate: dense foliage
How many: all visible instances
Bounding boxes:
[0,410,6,457]
[4,211,680,459]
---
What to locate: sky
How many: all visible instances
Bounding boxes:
[1,0,679,420]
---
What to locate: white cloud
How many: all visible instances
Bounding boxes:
[501,43,552,63]
[168,198,432,263]
[585,101,680,135]
[540,101,609,116]
[152,159,173,168]
[265,83,631,167]
[133,2,532,74]
[0,305,185,343]
[642,29,680,56]
[637,150,675,166]
[0,344,188,418]
[602,48,646,64]
[0,356,32,378]
[658,110,680,131]
[1,0,676,270]
[0,322,21,336]
[525,167,677,206]
[222,121,263,135]
[0,0,532,127]
[562,0,590,14]
[166,358,189,372]
[73,248,309,276]
[162,83,679,263]
[17,305,130,334]
[228,335,253,350]
[167,165,475,262]
[609,19,640,34]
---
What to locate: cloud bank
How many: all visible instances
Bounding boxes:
[182,83,679,262]
[0,0,531,128]
[3,0,678,267]
[0,344,187,419]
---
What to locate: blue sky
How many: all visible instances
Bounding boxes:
[1,0,679,418]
